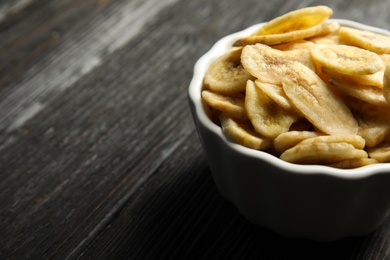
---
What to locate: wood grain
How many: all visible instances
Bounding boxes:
[1,0,390,259]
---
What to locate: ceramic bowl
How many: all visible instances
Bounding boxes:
[188,19,390,242]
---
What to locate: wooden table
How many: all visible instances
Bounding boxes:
[2,0,390,259]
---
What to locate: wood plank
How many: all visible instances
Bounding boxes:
[0,0,35,23]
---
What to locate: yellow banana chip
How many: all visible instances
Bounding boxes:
[254,6,333,35]
[323,66,384,88]
[383,65,390,103]
[282,62,358,135]
[339,26,390,54]
[330,79,389,106]
[254,80,296,112]
[314,21,340,37]
[311,44,384,75]
[299,134,366,150]
[272,40,315,51]
[328,158,378,169]
[204,47,253,93]
[201,90,247,120]
[280,142,368,164]
[273,131,323,154]
[219,113,272,150]
[346,97,390,147]
[245,80,297,138]
[366,143,390,163]
[241,44,293,84]
[234,24,324,46]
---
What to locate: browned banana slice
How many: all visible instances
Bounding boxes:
[201,90,247,120]
[282,62,358,135]
[219,113,272,150]
[245,80,297,138]
[311,44,384,75]
[280,142,368,164]
[204,47,253,94]
[339,26,390,54]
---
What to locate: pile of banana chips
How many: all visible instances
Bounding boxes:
[201,6,390,168]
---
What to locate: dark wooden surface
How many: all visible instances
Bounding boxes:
[2,0,390,259]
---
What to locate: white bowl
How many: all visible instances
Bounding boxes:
[188,19,390,242]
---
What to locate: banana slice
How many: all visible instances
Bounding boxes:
[282,62,359,135]
[234,24,324,46]
[254,80,297,112]
[322,66,384,88]
[330,79,388,106]
[274,131,323,154]
[311,43,384,75]
[245,80,297,138]
[280,142,368,164]
[241,44,292,84]
[366,143,390,163]
[339,26,390,54]
[383,65,390,103]
[328,158,378,169]
[254,6,333,35]
[219,113,272,150]
[299,134,366,150]
[203,47,253,94]
[201,90,247,120]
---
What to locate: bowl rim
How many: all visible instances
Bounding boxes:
[188,18,390,179]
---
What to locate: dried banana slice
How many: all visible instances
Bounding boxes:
[219,113,272,150]
[241,44,292,84]
[280,142,368,164]
[245,80,297,138]
[366,143,390,163]
[254,6,333,35]
[273,131,323,154]
[339,26,390,54]
[282,62,359,135]
[328,158,378,169]
[330,79,388,106]
[204,47,252,94]
[311,43,384,75]
[201,90,247,120]
[254,80,296,112]
[299,134,366,150]
[315,21,341,37]
[345,97,390,147]
[323,66,384,88]
[241,44,315,84]
[234,24,324,46]
[284,49,317,72]
[272,40,315,51]
[383,65,390,103]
